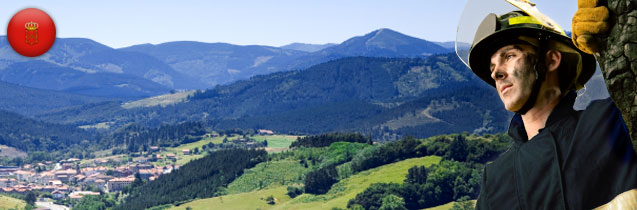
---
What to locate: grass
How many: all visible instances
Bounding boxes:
[174,135,239,150]
[168,186,291,210]
[78,121,114,129]
[0,145,26,159]
[272,156,442,210]
[160,134,299,165]
[423,201,455,210]
[251,135,299,149]
[226,159,311,194]
[422,200,476,210]
[0,194,26,210]
[121,90,196,109]
[167,156,441,210]
[79,154,126,165]
[84,134,299,167]
[78,135,230,166]
[154,135,242,166]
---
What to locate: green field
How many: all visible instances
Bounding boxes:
[154,135,242,166]
[169,186,291,210]
[0,195,26,210]
[83,134,299,167]
[121,90,196,109]
[165,134,299,165]
[273,156,441,210]
[251,135,299,149]
[227,159,311,194]
[168,156,441,210]
[422,200,476,210]
[423,201,455,210]
[173,135,240,151]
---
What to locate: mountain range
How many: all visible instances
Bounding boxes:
[0,28,452,99]
[280,43,336,52]
[120,28,453,88]
[0,37,204,99]
[0,27,610,141]
[35,55,513,140]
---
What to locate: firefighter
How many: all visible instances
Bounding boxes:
[456,0,637,209]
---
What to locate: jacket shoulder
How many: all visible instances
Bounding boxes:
[480,146,520,209]
[582,97,621,118]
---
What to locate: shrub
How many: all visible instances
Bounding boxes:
[287,186,303,198]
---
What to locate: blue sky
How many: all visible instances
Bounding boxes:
[1,0,579,48]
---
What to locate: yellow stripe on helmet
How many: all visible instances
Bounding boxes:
[508,16,543,26]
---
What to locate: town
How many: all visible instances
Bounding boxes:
[0,148,182,202]
[0,129,283,208]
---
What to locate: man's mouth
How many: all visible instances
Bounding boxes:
[500,84,512,94]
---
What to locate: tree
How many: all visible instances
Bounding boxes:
[25,191,36,206]
[349,204,365,210]
[287,186,303,198]
[290,132,370,148]
[453,177,471,200]
[446,135,468,162]
[129,172,145,193]
[266,195,275,205]
[405,166,428,185]
[379,194,407,210]
[451,196,475,210]
[73,194,116,210]
[11,157,23,167]
[114,149,267,210]
[347,183,402,210]
[304,165,338,194]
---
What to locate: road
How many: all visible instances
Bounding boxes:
[36,201,70,210]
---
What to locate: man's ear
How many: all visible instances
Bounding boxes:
[545,49,562,72]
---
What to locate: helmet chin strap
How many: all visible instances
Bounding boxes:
[514,60,545,115]
[514,39,547,115]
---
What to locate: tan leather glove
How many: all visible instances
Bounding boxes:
[572,0,611,54]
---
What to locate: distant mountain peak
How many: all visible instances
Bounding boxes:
[364,28,412,48]
[370,28,400,36]
[320,28,451,57]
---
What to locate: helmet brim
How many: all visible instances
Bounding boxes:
[468,27,596,89]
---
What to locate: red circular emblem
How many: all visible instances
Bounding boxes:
[7,8,56,57]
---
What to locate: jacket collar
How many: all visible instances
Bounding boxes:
[508,91,577,143]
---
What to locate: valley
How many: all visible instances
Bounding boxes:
[0,27,611,210]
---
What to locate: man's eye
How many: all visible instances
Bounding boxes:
[505,54,515,60]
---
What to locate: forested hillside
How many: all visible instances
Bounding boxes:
[36,54,510,140]
[0,81,112,117]
[121,132,511,210]
[114,148,267,210]
[0,109,94,153]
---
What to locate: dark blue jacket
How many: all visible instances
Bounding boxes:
[476,92,637,209]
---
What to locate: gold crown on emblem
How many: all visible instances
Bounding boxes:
[25,21,39,30]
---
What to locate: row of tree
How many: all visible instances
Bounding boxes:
[346,134,511,209]
[347,160,481,210]
[114,148,267,210]
[105,122,207,153]
[290,132,371,148]
[0,109,95,153]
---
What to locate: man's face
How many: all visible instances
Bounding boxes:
[490,44,537,112]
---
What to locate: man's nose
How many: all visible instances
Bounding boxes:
[491,64,506,80]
